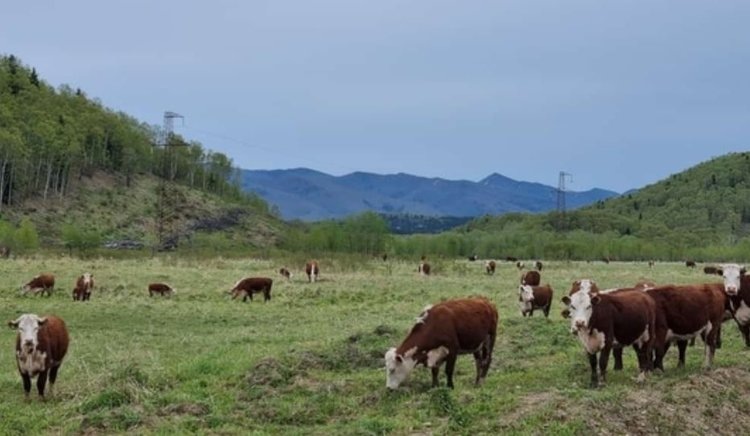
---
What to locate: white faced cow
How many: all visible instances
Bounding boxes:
[717,264,746,296]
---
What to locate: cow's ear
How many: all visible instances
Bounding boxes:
[561,309,570,319]
[37,317,48,326]
[591,295,601,305]
[716,268,723,276]
[561,296,571,306]
[7,319,19,329]
[396,355,403,364]
[741,267,747,275]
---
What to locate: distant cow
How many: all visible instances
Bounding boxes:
[485,260,496,275]
[686,260,697,268]
[521,270,541,286]
[518,284,553,318]
[516,261,525,270]
[148,283,175,297]
[505,256,518,262]
[22,274,55,297]
[0,245,10,258]
[563,290,656,387]
[73,273,94,301]
[648,260,655,268]
[306,261,319,283]
[419,262,431,276]
[7,314,69,398]
[601,257,611,264]
[534,261,543,271]
[468,255,478,262]
[704,266,720,275]
[384,297,498,389]
[279,268,292,280]
[230,277,273,302]
[382,253,388,262]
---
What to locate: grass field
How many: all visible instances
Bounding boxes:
[1,256,750,435]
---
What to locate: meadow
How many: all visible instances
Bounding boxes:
[1,256,750,435]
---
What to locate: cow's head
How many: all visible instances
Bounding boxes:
[8,314,47,353]
[717,264,746,296]
[561,292,599,334]
[569,279,596,296]
[518,285,535,312]
[384,347,417,389]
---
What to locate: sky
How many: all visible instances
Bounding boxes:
[3,1,749,193]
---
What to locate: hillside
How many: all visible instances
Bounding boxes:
[241,168,618,221]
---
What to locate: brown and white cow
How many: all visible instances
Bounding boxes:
[22,274,55,297]
[384,297,497,389]
[73,273,94,301]
[7,314,69,398]
[419,262,431,276]
[485,260,496,275]
[229,277,273,302]
[516,261,525,270]
[518,284,553,318]
[279,268,292,281]
[713,264,749,345]
[148,283,175,297]
[521,270,541,286]
[646,284,726,370]
[306,261,319,283]
[468,254,478,262]
[562,290,656,387]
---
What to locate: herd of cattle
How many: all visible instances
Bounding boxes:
[7,257,750,400]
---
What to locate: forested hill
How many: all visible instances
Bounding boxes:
[462,152,750,253]
[0,55,281,248]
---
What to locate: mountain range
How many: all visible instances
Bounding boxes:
[241,168,619,221]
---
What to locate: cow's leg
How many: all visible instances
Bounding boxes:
[529,309,534,317]
[48,365,60,396]
[473,351,483,385]
[740,323,750,347]
[613,346,623,371]
[588,353,598,388]
[633,344,649,382]
[264,289,271,301]
[445,354,458,389]
[544,304,551,318]
[21,372,31,397]
[704,325,719,369]
[431,366,440,387]
[37,369,48,398]
[676,340,688,368]
[599,344,612,386]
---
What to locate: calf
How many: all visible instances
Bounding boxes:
[22,274,55,297]
[73,273,94,301]
[384,297,497,389]
[485,260,496,275]
[7,314,69,398]
[534,260,543,271]
[148,283,175,297]
[562,290,656,387]
[518,284,553,317]
[279,268,292,280]
[521,270,541,286]
[419,262,431,276]
[306,261,319,283]
[230,277,273,302]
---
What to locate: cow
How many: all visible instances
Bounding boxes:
[279,268,292,280]
[704,266,720,275]
[713,264,749,345]
[485,260,496,275]
[686,260,697,268]
[468,255,478,262]
[518,284,553,318]
[521,270,541,287]
[229,277,273,302]
[562,290,656,387]
[306,261,319,283]
[534,260,543,271]
[648,260,655,268]
[419,262,431,276]
[516,261,525,270]
[505,256,518,262]
[646,284,726,370]
[148,283,175,297]
[382,253,388,262]
[72,273,94,301]
[601,257,611,264]
[7,314,69,398]
[0,245,10,258]
[22,274,55,297]
[384,297,497,389]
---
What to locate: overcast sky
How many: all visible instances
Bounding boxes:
[3,1,749,192]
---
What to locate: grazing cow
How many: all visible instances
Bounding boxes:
[148,283,175,297]
[306,261,319,283]
[646,284,726,370]
[419,262,431,276]
[686,260,697,268]
[534,260,543,271]
[22,274,55,297]
[279,268,292,280]
[521,270,541,286]
[518,284,553,318]
[704,266,719,275]
[516,261,525,270]
[485,260,496,275]
[229,277,273,302]
[72,273,94,301]
[468,255,478,262]
[7,314,69,398]
[562,290,656,387]
[384,297,498,389]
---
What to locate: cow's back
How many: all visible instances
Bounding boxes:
[38,316,69,363]
[647,284,725,333]
[429,298,497,351]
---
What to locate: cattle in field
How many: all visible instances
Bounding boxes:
[7,314,69,398]
[419,262,431,276]
[521,270,540,286]
[468,255,478,261]
[505,256,518,262]
[686,260,697,268]
[646,284,726,370]
[22,274,55,297]
[306,261,319,283]
[73,273,94,301]
[534,260,543,271]
[279,268,292,280]
[516,261,525,270]
[384,297,498,389]
[518,284,553,318]
[229,277,273,302]
[562,290,656,387]
[148,283,175,297]
[485,260,496,275]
